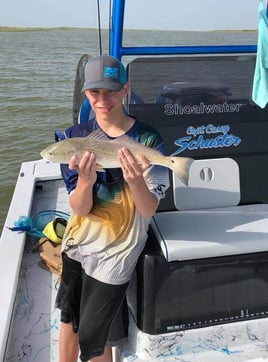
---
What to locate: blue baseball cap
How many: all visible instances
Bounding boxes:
[81,55,126,92]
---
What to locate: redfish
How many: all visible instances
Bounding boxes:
[41,129,193,185]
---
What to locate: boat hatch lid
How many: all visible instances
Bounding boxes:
[151,204,268,262]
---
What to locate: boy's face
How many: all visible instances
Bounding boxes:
[85,83,128,119]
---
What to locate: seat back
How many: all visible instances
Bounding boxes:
[173,158,240,210]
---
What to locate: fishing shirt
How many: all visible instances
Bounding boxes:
[60,118,169,285]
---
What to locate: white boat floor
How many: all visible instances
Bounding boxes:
[119,312,268,362]
[4,179,70,362]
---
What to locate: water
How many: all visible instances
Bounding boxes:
[0,28,257,234]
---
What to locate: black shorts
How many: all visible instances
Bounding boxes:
[55,253,129,361]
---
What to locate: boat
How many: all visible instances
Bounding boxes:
[1,0,268,361]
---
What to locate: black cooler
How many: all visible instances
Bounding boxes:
[136,205,268,335]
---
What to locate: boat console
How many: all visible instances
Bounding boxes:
[125,55,268,337]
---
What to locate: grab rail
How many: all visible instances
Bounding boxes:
[109,0,257,60]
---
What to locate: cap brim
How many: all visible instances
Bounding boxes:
[81,81,124,92]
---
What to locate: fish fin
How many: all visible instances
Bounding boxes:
[88,129,133,145]
[87,129,110,141]
[168,157,194,185]
[96,163,105,172]
[142,165,153,178]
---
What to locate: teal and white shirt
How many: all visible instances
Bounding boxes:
[61,119,169,285]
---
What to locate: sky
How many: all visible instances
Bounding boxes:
[0,0,262,31]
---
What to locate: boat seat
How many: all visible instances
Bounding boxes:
[78,98,95,123]
[151,158,268,262]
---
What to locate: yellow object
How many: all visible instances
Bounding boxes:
[42,218,67,244]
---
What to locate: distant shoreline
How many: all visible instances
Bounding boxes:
[0,26,87,32]
[0,26,257,33]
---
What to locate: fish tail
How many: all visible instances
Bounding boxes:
[167,156,194,185]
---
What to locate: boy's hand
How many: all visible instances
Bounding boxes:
[69,151,97,185]
[117,148,150,183]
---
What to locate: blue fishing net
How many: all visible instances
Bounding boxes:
[9,210,69,238]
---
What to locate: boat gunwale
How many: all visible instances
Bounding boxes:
[0,159,61,361]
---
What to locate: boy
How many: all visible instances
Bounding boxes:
[56,55,169,362]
